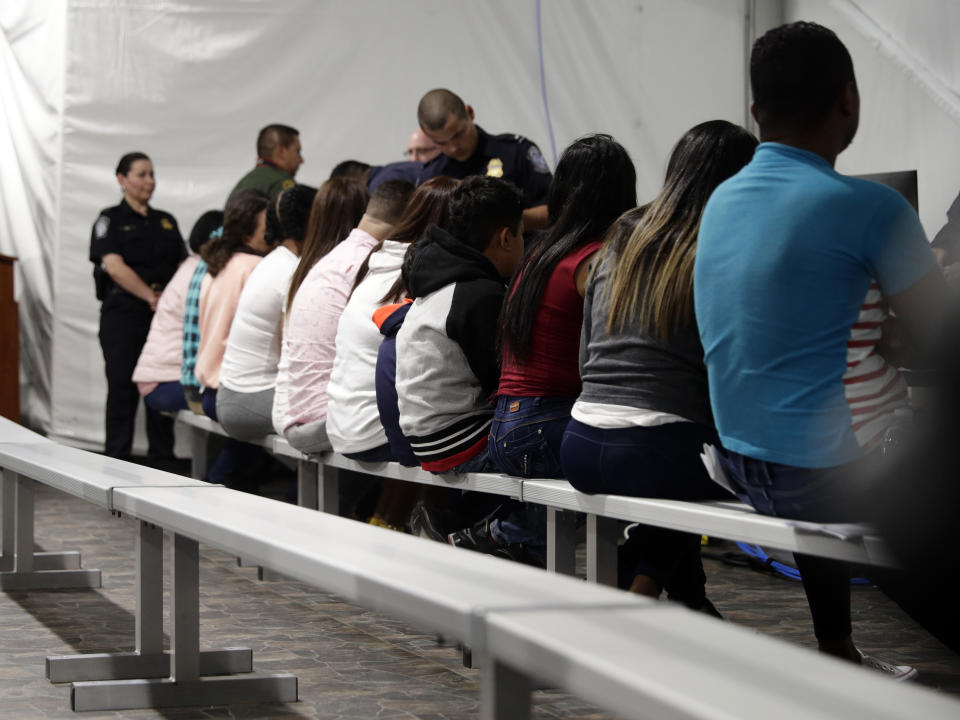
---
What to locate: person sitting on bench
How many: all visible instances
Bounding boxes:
[133,209,222,413]
[278,178,371,454]
[216,185,316,441]
[695,21,947,677]
[561,120,757,613]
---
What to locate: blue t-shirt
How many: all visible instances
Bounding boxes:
[694,143,935,468]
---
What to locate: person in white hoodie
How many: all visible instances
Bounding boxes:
[326,177,456,460]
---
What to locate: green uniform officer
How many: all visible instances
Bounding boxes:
[228,124,303,205]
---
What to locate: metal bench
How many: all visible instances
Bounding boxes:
[0,435,296,711]
[6,418,958,718]
[481,605,960,719]
[172,412,895,583]
[107,483,642,712]
[522,479,895,586]
[179,410,523,513]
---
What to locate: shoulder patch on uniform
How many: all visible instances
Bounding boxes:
[527,145,550,173]
[94,215,110,240]
[486,158,504,178]
[161,217,174,230]
[281,179,296,189]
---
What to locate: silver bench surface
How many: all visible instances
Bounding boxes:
[482,606,960,719]
[111,484,644,650]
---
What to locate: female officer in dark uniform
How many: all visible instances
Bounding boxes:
[90,152,186,462]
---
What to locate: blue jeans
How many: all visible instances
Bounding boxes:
[489,395,572,478]
[561,419,730,603]
[201,388,218,421]
[344,443,394,462]
[717,450,870,522]
[144,381,188,412]
[452,445,495,473]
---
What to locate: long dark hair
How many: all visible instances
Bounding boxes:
[499,134,637,361]
[201,189,268,277]
[286,177,369,313]
[350,176,460,303]
[603,120,757,338]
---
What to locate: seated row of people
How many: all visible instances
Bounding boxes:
[127,20,957,676]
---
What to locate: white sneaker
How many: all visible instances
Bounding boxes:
[860,651,919,682]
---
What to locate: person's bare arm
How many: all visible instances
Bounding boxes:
[886,267,950,366]
[101,253,160,310]
[522,204,550,232]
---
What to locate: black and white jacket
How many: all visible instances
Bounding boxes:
[395,225,505,471]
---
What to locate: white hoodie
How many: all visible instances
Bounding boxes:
[326,240,408,453]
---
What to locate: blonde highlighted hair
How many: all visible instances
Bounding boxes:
[604,120,757,338]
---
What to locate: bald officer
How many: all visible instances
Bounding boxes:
[417,89,552,231]
[229,124,303,204]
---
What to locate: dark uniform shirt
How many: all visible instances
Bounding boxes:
[419,125,553,208]
[229,160,295,205]
[90,199,186,303]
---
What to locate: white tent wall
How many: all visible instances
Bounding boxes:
[0,1,67,433]
[785,0,960,236]
[47,0,748,451]
[7,1,952,452]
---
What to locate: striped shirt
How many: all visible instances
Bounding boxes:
[181,260,207,388]
[843,282,908,450]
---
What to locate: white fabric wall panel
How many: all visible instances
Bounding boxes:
[539,1,748,198]
[48,0,747,449]
[786,0,960,238]
[0,1,67,432]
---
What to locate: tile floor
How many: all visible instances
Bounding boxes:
[0,481,957,719]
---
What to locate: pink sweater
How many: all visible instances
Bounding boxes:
[133,256,200,395]
[282,228,378,429]
[194,252,261,390]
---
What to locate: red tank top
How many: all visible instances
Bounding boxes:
[497,241,602,398]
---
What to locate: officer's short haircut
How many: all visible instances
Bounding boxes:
[447,176,524,253]
[257,124,299,159]
[418,89,468,131]
[187,209,224,254]
[751,22,855,132]
[329,160,372,180]
[366,180,415,225]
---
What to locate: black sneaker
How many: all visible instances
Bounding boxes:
[667,595,725,620]
[409,502,449,543]
[447,517,541,567]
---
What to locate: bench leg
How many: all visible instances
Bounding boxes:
[480,656,531,720]
[189,428,207,480]
[317,464,340,515]
[297,459,318,510]
[545,508,577,576]
[68,532,298,711]
[1,466,14,562]
[47,522,253,683]
[586,515,619,586]
[0,470,101,590]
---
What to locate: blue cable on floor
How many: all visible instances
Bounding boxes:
[535,0,558,167]
[736,542,871,585]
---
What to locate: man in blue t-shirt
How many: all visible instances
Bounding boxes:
[694,21,946,676]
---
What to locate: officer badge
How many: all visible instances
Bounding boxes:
[161,218,174,230]
[486,158,504,178]
[94,215,109,240]
[282,179,296,190]
[528,146,550,173]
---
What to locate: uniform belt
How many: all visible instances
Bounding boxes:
[109,281,166,298]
